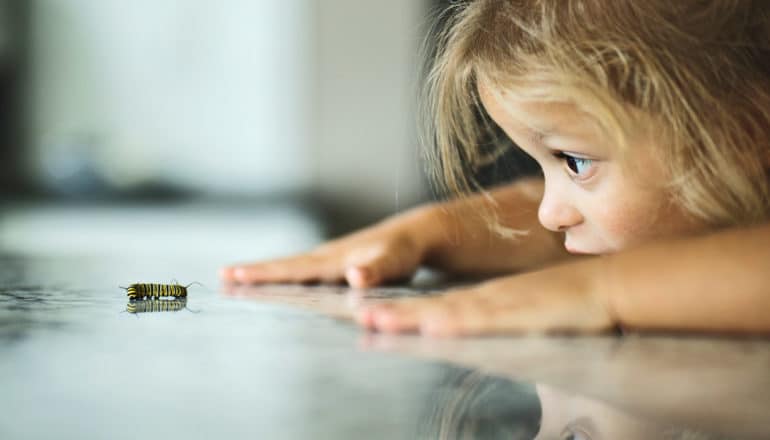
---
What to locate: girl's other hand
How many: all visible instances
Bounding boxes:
[219,206,442,288]
[355,257,616,336]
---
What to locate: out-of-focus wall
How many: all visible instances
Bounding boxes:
[26,0,313,196]
[313,0,429,232]
[22,1,430,231]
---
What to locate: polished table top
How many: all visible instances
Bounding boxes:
[1,203,769,439]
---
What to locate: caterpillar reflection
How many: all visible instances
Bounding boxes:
[126,298,191,314]
[121,281,201,300]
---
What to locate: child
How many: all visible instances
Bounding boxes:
[221,0,770,336]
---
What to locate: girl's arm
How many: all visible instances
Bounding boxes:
[604,222,770,333]
[357,222,770,335]
[221,177,571,286]
[424,177,574,276]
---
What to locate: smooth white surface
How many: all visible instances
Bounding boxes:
[0,256,446,440]
[0,202,323,261]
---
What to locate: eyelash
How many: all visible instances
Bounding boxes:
[553,151,596,181]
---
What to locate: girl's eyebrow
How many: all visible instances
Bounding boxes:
[528,125,601,151]
[529,130,546,146]
[527,128,556,149]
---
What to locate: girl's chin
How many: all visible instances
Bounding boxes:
[565,246,592,255]
[564,241,604,255]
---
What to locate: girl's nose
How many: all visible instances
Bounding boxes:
[538,188,583,232]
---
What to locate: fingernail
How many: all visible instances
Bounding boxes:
[219,267,233,279]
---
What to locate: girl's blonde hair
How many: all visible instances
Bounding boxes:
[422,0,770,227]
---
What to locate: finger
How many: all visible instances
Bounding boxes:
[356,297,436,333]
[420,291,502,336]
[356,289,503,337]
[423,291,610,336]
[354,304,378,329]
[345,266,376,289]
[417,289,538,336]
[219,266,238,281]
[345,248,416,288]
[229,254,344,284]
[420,303,493,337]
[374,302,423,333]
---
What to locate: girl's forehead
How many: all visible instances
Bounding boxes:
[480,86,614,152]
[488,84,664,150]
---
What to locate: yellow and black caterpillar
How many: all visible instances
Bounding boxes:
[121,282,199,300]
[126,298,189,314]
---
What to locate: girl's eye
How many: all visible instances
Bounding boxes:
[560,427,592,440]
[554,152,596,180]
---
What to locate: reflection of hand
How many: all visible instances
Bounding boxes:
[356,257,615,336]
[219,206,440,288]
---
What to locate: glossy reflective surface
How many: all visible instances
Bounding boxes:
[0,255,444,439]
[227,284,770,440]
[1,205,768,439]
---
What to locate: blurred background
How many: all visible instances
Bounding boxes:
[0,0,537,262]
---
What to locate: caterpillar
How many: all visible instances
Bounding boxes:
[125,298,190,314]
[120,281,201,300]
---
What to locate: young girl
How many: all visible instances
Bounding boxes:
[221,0,770,336]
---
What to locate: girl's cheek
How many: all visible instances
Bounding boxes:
[592,195,661,249]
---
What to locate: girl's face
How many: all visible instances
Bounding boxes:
[478,85,704,254]
[535,383,665,439]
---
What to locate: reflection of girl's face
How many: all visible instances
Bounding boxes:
[535,384,662,440]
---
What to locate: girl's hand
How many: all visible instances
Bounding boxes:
[219,206,442,288]
[221,179,571,289]
[355,257,616,336]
